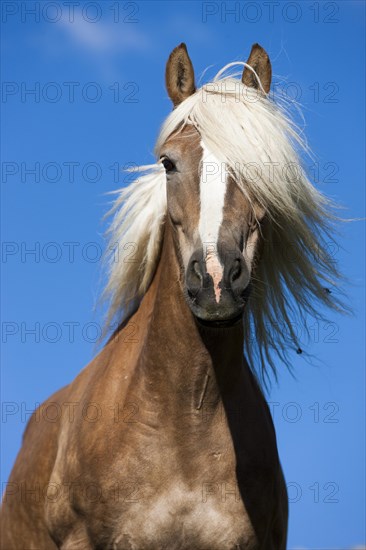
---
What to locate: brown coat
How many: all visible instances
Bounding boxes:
[1,223,287,549]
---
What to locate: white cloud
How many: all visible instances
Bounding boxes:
[57,11,150,55]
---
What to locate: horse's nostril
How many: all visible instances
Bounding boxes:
[193,261,202,281]
[186,257,204,297]
[187,288,196,299]
[230,260,242,282]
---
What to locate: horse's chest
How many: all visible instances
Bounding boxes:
[109,482,257,550]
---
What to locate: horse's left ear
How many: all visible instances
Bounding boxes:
[242,43,272,94]
[166,43,196,107]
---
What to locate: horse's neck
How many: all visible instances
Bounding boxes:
[128,222,246,423]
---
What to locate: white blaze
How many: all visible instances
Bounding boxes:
[198,141,227,303]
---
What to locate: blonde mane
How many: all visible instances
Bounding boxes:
[103,64,345,379]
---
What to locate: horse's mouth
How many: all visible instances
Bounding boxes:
[194,312,243,329]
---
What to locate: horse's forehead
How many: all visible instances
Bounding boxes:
[163,124,202,160]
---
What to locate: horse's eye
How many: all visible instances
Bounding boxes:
[248,214,258,232]
[248,210,265,232]
[161,157,176,172]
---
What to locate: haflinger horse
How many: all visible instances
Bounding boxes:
[1,43,343,549]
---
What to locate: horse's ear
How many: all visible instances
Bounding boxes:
[166,43,196,107]
[242,43,272,94]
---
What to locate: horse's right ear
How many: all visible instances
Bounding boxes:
[166,43,196,107]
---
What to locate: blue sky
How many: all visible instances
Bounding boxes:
[1,1,365,548]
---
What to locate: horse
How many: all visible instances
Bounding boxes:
[1,43,343,549]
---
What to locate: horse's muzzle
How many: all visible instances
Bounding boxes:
[185,248,251,323]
